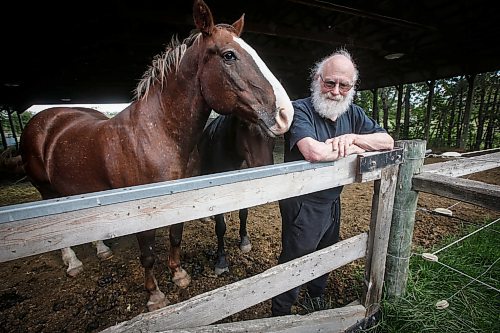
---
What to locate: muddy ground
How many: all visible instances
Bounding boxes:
[0,149,498,333]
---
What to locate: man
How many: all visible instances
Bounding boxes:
[271,49,394,316]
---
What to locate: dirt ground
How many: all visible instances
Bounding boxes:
[0,149,498,333]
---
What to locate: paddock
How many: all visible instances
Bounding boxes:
[0,140,499,332]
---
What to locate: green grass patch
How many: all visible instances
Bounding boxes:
[366,221,500,333]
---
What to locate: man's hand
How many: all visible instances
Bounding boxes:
[326,134,365,158]
[297,135,366,162]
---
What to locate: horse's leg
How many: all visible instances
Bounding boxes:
[214,213,229,275]
[239,208,252,253]
[169,223,191,288]
[136,229,168,311]
[61,247,83,277]
[38,189,87,277]
[93,240,113,260]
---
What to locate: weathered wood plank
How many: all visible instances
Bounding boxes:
[413,172,500,211]
[1,158,358,223]
[152,305,366,333]
[362,164,399,316]
[460,147,500,157]
[0,156,360,262]
[101,234,368,332]
[423,152,500,177]
[356,169,382,183]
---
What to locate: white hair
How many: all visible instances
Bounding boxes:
[309,48,358,120]
[310,48,359,84]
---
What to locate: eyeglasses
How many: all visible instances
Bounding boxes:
[319,75,353,93]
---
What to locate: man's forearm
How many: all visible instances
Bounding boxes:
[297,137,339,162]
[354,133,394,151]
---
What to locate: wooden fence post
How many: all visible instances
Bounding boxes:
[384,139,427,298]
[362,164,399,318]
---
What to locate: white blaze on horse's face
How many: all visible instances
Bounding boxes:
[233,37,294,136]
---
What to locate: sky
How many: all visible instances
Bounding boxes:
[25,103,131,115]
[25,104,220,119]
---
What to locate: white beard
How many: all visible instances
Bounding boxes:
[311,80,355,121]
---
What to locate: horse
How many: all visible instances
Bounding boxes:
[197,114,275,275]
[19,0,293,311]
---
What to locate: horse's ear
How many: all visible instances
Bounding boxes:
[193,0,214,36]
[232,14,245,37]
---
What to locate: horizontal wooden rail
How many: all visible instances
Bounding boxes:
[1,159,354,223]
[413,172,500,211]
[129,306,366,333]
[101,233,368,332]
[414,151,500,211]
[422,152,500,177]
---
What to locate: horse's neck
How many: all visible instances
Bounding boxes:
[126,80,210,148]
[117,41,210,153]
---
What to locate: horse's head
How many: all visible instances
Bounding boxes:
[235,121,275,168]
[191,0,293,137]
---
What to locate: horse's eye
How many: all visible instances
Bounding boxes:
[222,51,237,61]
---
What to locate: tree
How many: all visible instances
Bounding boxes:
[394,84,403,140]
[1,107,31,150]
[460,74,476,150]
[371,88,379,124]
[455,78,466,147]
[424,80,435,142]
[474,78,488,150]
[484,83,499,149]
[381,87,396,131]
[403,84,411,139]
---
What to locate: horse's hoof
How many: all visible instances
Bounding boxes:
[172,268,191,289]
[66,265,84,277]
[240,243,252,253]
[215,255,229,275]
[239,236,252,253]
[147,290,169,311]
[97,249,114,261]
[215,266,229,275]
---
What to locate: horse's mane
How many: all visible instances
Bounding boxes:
[135,31,202,100]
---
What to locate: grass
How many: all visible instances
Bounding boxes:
[365,220,500,333]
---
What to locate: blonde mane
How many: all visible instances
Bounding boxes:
[135,32,201,100]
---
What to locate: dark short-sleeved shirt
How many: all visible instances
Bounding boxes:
[284,96,387,201]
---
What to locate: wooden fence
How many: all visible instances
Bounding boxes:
[1,140,498,332]
[0,145,402,332]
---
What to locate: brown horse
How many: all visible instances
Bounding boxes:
[20,0,293,311]
[197,114,275,275]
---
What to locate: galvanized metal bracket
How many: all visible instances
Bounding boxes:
[356,148,404,182]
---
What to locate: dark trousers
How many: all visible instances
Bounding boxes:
[271,196,341,316]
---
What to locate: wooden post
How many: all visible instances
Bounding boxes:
[384,140,427,298]
[362,163,399,317]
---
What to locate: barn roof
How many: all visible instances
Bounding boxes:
[2,0,499,112]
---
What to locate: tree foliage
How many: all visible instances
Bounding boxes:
[0,107,32,149]
[355,71,499,151]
